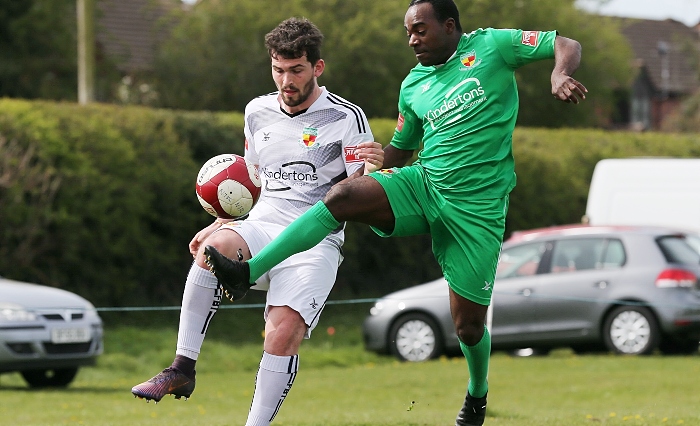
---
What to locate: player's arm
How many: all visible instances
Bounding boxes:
[344,141,411,181]
[551,36,587,104]
[189,217,228,257]
[361,141,384,174]
[382,144,414,169]
[341,141,383,182]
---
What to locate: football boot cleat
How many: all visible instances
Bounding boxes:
[203,245,253,302]
[131,367,195,403]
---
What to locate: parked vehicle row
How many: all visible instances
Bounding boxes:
[363,225,700,361]
[0,277,104,387]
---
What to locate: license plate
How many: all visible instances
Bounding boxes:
[50,327,91,344]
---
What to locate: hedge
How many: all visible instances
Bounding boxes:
[1,99,698,306]
[0,99,243,307]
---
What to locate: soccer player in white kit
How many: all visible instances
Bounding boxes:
[131,17,383,426]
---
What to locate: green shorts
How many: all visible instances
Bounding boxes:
[368,165,509,305]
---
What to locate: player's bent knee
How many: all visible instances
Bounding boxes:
[205,229,251,260]
[324,176,388,222]
[264,322,307,355]
[456,321,485,346]
[324,181,354,205]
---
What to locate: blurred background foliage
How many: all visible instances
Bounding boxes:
[0,0,699,306]
[152,0,633,126]
[2,100,700,306]
[0,0,121,101]
[1,0,636,127]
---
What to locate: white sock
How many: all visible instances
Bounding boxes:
[176,263,221,360]
[245,351,300,426]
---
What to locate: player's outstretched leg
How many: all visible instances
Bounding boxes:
[131,367,196,403]
[204,245,252,302]
[455,391,487,426]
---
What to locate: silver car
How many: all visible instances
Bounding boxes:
[363,225,700,361]
[0,276,104,387]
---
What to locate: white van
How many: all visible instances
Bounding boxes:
[585,158,700,232]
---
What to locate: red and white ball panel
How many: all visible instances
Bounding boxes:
[196,154,261,219]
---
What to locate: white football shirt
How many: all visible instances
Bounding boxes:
[243,87,373,240]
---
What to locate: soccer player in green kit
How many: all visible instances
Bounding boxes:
[204,0,587,424]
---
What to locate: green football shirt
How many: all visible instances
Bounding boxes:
[391,28,557,200]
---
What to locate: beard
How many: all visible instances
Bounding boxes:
[280,78,315,107]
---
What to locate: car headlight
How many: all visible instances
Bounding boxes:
[369,301,385,316]
[0,303,38,322]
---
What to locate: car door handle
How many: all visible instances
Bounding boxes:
[594,281,608,289]
[519,289,532,296]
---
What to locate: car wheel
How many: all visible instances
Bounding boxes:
[20,367,79,388]
[603,306,659,355]
[659,338,699,355]
[389,313,443,362]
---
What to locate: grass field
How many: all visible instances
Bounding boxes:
[1,306,699,425]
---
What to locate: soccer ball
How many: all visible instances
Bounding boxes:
[196,154,261,219]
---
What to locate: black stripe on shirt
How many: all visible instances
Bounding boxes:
[327,93,367,134]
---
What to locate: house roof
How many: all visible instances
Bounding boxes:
[97,0,180,72]
[618,18,699,95]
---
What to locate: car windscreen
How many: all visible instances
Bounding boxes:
[656,236,700,266]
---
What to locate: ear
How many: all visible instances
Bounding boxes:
[314,59,325,78]
[444,18,456,34]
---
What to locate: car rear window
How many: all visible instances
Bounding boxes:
[686,234,700,255]
[657,236,700,266]
[497,242,546,279]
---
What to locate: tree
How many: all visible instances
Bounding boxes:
[0,0,123,103]
[153,0,415,118]
[0,0,78,100]
[153,0,632,127]
[455,0,634,128]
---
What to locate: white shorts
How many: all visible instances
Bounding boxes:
[217,219,342,338]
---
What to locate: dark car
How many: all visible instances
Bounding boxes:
[0,276,104,387]
[363,225,700,361]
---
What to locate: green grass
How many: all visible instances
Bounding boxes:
[1,306,699,425]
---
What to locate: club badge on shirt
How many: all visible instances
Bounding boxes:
[460,50,482,70]
[299,127,319,149]
[377,168,399,177]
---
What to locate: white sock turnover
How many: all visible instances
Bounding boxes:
[175,263,221,360]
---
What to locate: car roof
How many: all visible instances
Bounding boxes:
[505,223,692,244]
[0,277,93,308]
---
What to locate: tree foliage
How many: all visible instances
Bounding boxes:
[663,94,700,132]
[455,0,634,127]
[2,100,699,305]
[0,0,78,100]
[0,0,635,126]
[153,0,632,127]
[0,0,124,102]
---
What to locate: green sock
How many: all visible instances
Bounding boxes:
[248,201,340,282]
[459,326,491,398]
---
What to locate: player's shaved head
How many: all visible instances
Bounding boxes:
[408,0,462,33]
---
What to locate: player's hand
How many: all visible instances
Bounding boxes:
[551,72,587,104]
[357,141,384,174]
[189,221,223,257]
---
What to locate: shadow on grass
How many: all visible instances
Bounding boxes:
[0,385,123,394]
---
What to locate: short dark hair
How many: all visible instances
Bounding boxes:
[264,17,324,65]
[408,0,462,33]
